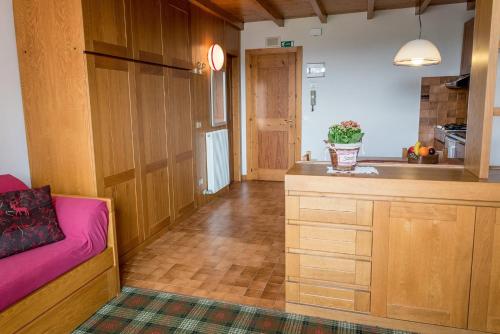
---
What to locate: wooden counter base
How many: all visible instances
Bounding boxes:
[286,303,489,334]
[285,163,500,334]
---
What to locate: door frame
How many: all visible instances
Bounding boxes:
[245,47,303,180]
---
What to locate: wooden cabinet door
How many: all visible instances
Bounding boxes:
[371,202,475,328]
[469,208,500,333]
[135,63,172,237]
[87,55,143,256]
[163,0,192,69]
[130,0,164,64]
[82,0,133,58]
[165,68,195,219]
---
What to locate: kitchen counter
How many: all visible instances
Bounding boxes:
[286,162,500,204]
[284,162,500,333]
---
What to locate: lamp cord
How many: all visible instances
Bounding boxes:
[418,0,422,39]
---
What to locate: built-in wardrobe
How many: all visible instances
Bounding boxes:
[13,0,196,257]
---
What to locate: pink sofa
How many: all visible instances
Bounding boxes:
[0,175,120,333]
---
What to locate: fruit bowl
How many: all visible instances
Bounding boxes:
[407,153,439,164]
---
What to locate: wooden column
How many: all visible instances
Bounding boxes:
[464,0,500,178]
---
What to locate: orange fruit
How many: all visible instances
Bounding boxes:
[419,146,430,157]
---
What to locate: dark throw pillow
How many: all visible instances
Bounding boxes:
[0,186,65,259]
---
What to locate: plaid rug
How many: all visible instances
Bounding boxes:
[74,287,413,334]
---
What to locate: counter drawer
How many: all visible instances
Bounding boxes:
[286,224,372,256]
[286,282,370,313]
[286,253,371,287]
[287,196,373,226]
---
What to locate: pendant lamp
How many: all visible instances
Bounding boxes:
[394,1,442,66]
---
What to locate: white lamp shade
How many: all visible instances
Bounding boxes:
[208,44,225,71]
[393,39,442,66]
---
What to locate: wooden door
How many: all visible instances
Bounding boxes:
[371,201,475,328]
[247,50,298,181]
[469,207,500,333]
[82,0,133,58]
[87,55,143,256]
[130,0,165,64]
[163,0,192,69]
[135,63,172,237]
[165,68,195,220]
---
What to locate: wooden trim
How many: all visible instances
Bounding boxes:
[245,47,303,181]
[253,0,284,27]
[145,159,169,174]
[231,56,242,182]
[308,0,327,23]
[415,0,432,14]
[188,0,243,30]
[367,0,375,19]
[103,169,136,188]
[494,107,500,116]
[0,195,119,334]
[175,150,194,162]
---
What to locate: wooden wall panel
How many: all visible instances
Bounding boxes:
[464,0,500,178]
[13,0,95,195]
[131,0,165,64]
[164,0,192,69]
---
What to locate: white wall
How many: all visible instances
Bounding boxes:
[0,0,30,185]
[241,4,475,173]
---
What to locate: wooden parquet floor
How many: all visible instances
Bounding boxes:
[121,181,286,310]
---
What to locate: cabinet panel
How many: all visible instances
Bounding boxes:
[296,197,373,226]
[287,282,370,313]
[469,208,500,333]
[135,63,171,237]
[372,201,475,328]
[163,0,192,69]
[165,68,195,218]
[104,179,141,255]
[82,0,133,58]
[287,224,372,256]
[286,253,371,287]
[131,0,164,64]
[87,54,143,256]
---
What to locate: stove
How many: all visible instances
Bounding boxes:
[435,123,467,143]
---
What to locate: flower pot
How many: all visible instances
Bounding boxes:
[329,142,362,171]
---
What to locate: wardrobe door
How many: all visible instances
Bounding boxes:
[165,68,195,219]
[87,55,143,256]
[135,63,172,237]
[82,0,133,58]
[163,0,192,69]
[130,0,165,64]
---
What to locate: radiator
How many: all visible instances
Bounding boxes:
[206,129,230,194]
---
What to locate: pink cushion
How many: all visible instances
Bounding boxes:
[0,196,109,311]
[0,174,29,193]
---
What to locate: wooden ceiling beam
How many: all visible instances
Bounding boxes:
[415,0,432,15]
[253,0,285,27]
[189,0,244,30]
[308,0,327,23]
[367,0,375,19]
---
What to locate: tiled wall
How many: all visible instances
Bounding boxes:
[419,76,468,146]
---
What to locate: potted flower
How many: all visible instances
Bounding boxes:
[326,121,364,170]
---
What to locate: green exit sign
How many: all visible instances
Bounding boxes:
[281,40,294,48]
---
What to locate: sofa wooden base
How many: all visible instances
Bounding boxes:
[286,303,489,334]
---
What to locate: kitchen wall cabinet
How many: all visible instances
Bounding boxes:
[460,18,474,75]
[131,0,165,64]
[82,0,133,58]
